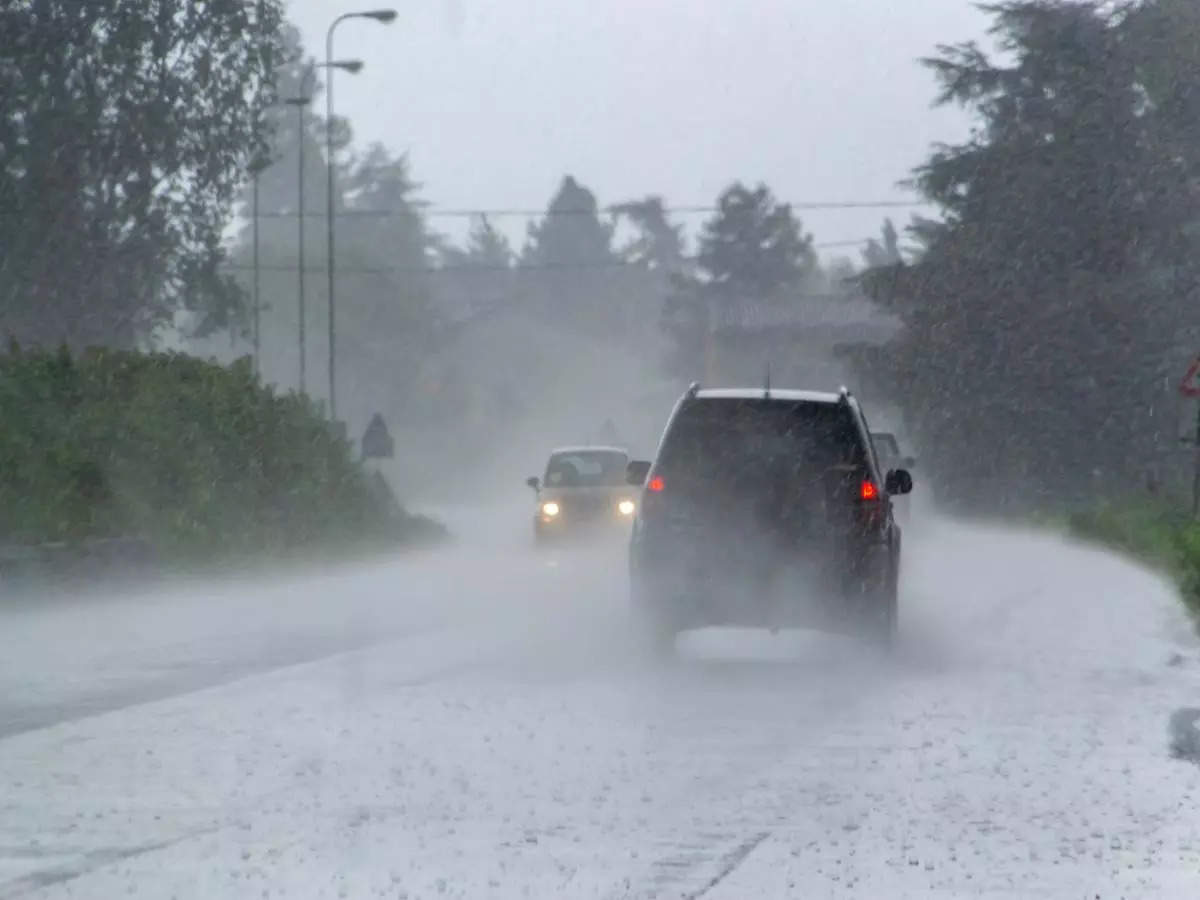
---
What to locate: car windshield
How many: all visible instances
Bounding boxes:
[657,399,866,490]
[544,450,628,487]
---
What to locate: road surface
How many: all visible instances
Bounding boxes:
[1,506,1199,898]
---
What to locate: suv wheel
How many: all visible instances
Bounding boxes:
[631,580,678,660]
[875,574,898,650]
[844,557,897,650]
[642,614,678,659]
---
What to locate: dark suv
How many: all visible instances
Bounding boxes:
[625,384,912,653]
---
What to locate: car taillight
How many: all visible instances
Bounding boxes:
[647,475,665,493]
[860,480,879,500]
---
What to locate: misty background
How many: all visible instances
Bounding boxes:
[188,0,980,505]
[6,0,1200,522]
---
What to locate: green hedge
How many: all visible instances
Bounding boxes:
[0,346,440,560]
[1066,501,1200,622]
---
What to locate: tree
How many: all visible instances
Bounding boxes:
[518,175,646,338]
[211,22,342,392]
[522,175,615,267]
[440,214,513,270]
[216,29,442,434]
[662,182,816,375]
[861,219,902,270]
[330,145,442,427]
[847,0,1200,512]
[693,183,816,298]
[0,0,285,349]
[612,196,686,272]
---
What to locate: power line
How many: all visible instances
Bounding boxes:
[247,199,929,220]
[224,239,875,277]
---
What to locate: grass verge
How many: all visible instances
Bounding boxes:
[1065,501,1200,623]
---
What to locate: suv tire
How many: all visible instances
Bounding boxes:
[631,581,678,660]
[843,554,897,650]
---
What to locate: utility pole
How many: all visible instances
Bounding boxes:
[287,58,358,394]
[285,93,311,393]
[251,156,261,377]
[326,8,397,422]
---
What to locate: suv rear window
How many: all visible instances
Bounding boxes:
[656,398,866,486]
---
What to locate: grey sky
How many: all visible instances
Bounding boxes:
[287,0,987,258]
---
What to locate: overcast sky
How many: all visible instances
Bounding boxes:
[286,0,988,258]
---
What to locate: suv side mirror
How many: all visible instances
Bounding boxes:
[626,460,651,486]
[885,469,913,496]
[525,476,540,490]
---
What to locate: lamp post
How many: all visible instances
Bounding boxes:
[325,8,397,421]
[251,137,262,376]
[285,60,361,395]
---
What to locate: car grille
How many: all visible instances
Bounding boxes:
[560,495,611,519]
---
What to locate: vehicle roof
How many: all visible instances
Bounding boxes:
[692,387,842,404]
[547,445,629,456]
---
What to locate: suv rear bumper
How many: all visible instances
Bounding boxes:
[630,537,892,633]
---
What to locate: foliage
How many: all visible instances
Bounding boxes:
[847,0,1200,513]
[0,0,286,348]
[693,183,817,296]
[522,175,616,267]
[1067,501,1200,622]
[0,347,439,558]
[612,196,687,272]
[224,32,442,427]
[440,215,514,271]
[861,219,902,269]
[662,182,817,375]
[505,175,654,340]
[337,146,444,425]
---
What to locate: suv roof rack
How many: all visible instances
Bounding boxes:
[686,381,701,397]
[837,385,853,405]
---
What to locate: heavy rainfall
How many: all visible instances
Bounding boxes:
[1,0,1200,897]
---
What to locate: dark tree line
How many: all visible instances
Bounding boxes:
[0,0,286,349]
[848,0,1200,512]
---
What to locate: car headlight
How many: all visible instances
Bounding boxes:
[541,501,560,517]
[617,499,635,516]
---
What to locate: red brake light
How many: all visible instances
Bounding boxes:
[860,480,878,500]
[647,475,665,493]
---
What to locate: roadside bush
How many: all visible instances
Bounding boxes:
[0,345,441,560]
[1067,501,1200,622]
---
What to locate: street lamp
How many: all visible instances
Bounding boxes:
[250,119,264,377]
[326,8,398,422]
[285,59,361,395]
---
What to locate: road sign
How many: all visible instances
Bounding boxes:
[1180,356,1200,397]
[361,412,394,460]
[1182,356,1200,516]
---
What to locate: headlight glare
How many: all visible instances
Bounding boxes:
[618,499,636,516]
[541,501,560,517]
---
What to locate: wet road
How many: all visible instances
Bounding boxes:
[1,508,1199,898]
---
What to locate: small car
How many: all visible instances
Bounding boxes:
[626,384,913,654]
[871,431,915,473]
[526,446,639,543]
[871,431,916,521]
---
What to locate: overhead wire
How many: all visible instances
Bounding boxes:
[224,237,879,277]
[248,198,929,220]
[231,198,911,274]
